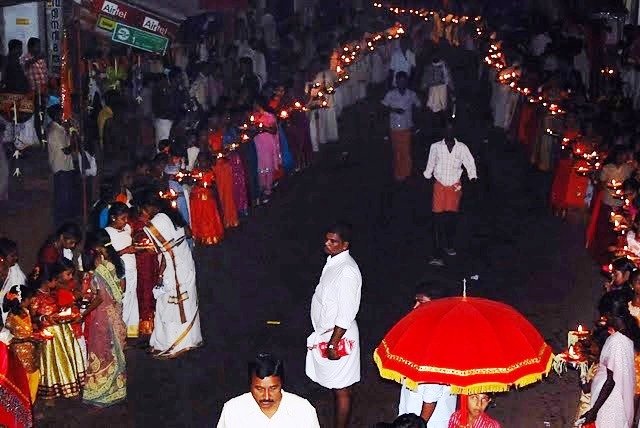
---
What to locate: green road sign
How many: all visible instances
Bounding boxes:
[111,22,168,54]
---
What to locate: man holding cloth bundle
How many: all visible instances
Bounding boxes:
[423,121,477,266]
[306,222,362,428]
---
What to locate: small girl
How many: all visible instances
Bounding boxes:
[223,110,249,216]
[30,263,86,401]
[448,393,501,428]
[189,152,225,245]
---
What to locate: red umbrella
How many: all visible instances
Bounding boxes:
[374,296,553,394]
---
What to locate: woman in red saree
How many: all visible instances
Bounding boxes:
[208,124,239,228]
[80,230,127,407]
[550,117,588,217]
[130,208,159,336]
[190,153,225,245]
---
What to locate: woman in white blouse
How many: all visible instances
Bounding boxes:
[104,202,139,339]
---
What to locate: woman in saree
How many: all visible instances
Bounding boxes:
[268,86,295,179]
[580,298,639,427]
[36,223,82,272]
[207,116,240,229]
[587,146,634,264]
[140,193,203,359]
[80,230,127,407]
[283,76,313,171]
[253,97,281,204]
[0,336,31,428]
[3,284,40,403]
[104,202,138,338]
[549,116,588,217]
[29,263,85,401]
[189,152,225,245]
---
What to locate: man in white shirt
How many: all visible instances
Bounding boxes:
[217,354,320,428]
[398,383,456,427]
[389,38,416,87]
[397,285,456,427]
[47,104,77,226]
[306,222,362,428]
[423,121,477,266]
[382,71,421,182]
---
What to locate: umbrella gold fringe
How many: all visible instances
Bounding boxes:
[373,348,555,394]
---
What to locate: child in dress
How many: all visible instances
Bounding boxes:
[222,110,249,216]
[3,284,40,403]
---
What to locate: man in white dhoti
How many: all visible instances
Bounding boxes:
[421,55,454,116]
[306,222,362,428]
[397,287,456,427]
[141,194,202,359]
[218,354,320,428]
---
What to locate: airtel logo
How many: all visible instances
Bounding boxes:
[142,17,167,35]
[101,1,127,19]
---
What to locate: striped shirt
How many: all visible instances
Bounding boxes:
[424,139,477,186]
[21,54,48,93]
[448,411,501,428]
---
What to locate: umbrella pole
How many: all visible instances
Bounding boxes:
[459,394,469,426]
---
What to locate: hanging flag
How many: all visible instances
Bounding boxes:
[60,31,73,121]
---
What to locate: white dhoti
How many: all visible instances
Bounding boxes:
[306,250,362,390]
[309,108,338,152]
[154,118,173,145]
[121,267,139,338]
[427,84,448,113]
[305,321,360,389]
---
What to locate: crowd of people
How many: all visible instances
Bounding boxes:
[478,2,640,427]
[0,1,461,427]
[4,0,640,426]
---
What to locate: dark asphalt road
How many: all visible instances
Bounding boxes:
[37,45,604,428]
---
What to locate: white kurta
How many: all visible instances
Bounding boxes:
[588,331,635,427]
[0,264,26,323]
[145,213,202,355]
[105,225,139,337]
[306,250,362,389]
